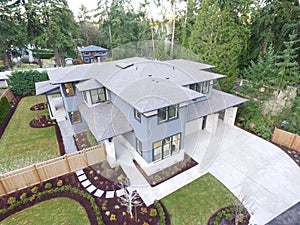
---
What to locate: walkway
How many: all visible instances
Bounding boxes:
[57,120,77,154]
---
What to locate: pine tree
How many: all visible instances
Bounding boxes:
[275,32,300,90]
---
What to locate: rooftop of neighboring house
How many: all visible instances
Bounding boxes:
[79,45,108,52]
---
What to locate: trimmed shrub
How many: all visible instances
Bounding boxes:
[45,182,52,189]
[0,96,11,124]
[31,186,38,194]
[56,180,63,187]
[7,70,49,96]
[154,200,166,225]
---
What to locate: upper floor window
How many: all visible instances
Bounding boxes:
[134,109,141,122]
[189,81,210,94]
[64,83,75,97]
[90,88,106,104]
[158,105,178,123]
[83,51,90,56]
[69,111,81,124]
[136,138,142,155]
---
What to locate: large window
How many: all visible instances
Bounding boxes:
[64,83,75,97]
[158,105,178,123]
[136,138,142,155]
[189,81,210,94]
[69,111,81,124]
[90,88,106,104]
[152,133,181,162]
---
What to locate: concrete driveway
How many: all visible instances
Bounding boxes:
[187,121,300,224]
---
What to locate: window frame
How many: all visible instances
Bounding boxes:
[152,133,181,162]
[89,88,106,104]
[189,81,210,94]
[69,111,81,124]
[134,109,141,122]
[136,138,142,155]
[64,83,75,97]
[158,105,178,124]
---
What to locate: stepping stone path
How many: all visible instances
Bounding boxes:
[75,169,132,199]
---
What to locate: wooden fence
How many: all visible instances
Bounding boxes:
[272,127,300,152]
[0,144,106,196]
[0,89,15,102]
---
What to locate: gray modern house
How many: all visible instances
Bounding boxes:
[79,45,108,64]
[35,57,247,175]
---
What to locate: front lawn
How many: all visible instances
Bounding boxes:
[162,173,237,225]
[0,198,89,225]
[0,95,59,173]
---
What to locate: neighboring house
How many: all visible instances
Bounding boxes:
[35,57,247,175]
[79,45,108,64]
[0,73,8,87]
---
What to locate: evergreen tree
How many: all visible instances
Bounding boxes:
[275,32,300,89]
[189,0,242,78]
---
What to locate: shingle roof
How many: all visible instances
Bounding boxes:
[78,102,133,141]
[187,90,248,122]
[35,80,60,95]
[79,45,108,52]
[76,79,103,91]
[46,57,231,112]
[106,77,203,113]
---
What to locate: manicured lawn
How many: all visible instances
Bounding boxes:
[162,173,237,225]
[0,198,89,225]
[0,95,59,173]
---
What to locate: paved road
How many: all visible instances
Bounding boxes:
[202,122,300,224]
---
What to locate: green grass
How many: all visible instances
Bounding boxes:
[0,95,59,173]
[0,198,90,225]
[162,173,237,225]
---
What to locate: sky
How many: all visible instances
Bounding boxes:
[67,0,98,18]
[66,0,183,21]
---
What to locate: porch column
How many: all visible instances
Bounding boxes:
[205,113,219,134]
[224,107,238,126]
[104,139,117,167]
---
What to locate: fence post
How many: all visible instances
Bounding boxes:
[83,149,89,166]
[65,154,72,172]
[289,134,297,149]
[33,165,42,183]
[0,177,7,195]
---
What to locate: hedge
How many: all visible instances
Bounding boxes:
[7,70,49,96]
[0,96,11,124]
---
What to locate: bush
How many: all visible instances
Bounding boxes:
[154,200,166,225]
[20,193,27,201]
[7,70,49,96]
[0,96,11,124]
[7,197,16,205]
[45,182,52,189]
[31,186,38,194]
[56,180,63,187]
[149,208,157,217]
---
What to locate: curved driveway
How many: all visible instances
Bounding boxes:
[201,122,300,224]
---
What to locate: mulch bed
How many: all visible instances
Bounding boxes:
[134,154,198,187]
[84,161,127,191]
[0,173,98,225]
[29,102,47,111]
[74,131,93,151]
[29,115,56,128]
[207,205,250,225]
[0,96,21,139]
[0,171,170,225]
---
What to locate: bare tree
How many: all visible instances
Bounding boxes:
[118,178,142,219]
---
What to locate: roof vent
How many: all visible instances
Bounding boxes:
[115,62,134,69]
[148,74,152,77]
[166,77,169,79]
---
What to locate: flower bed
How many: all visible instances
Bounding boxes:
[134,154,198,187]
